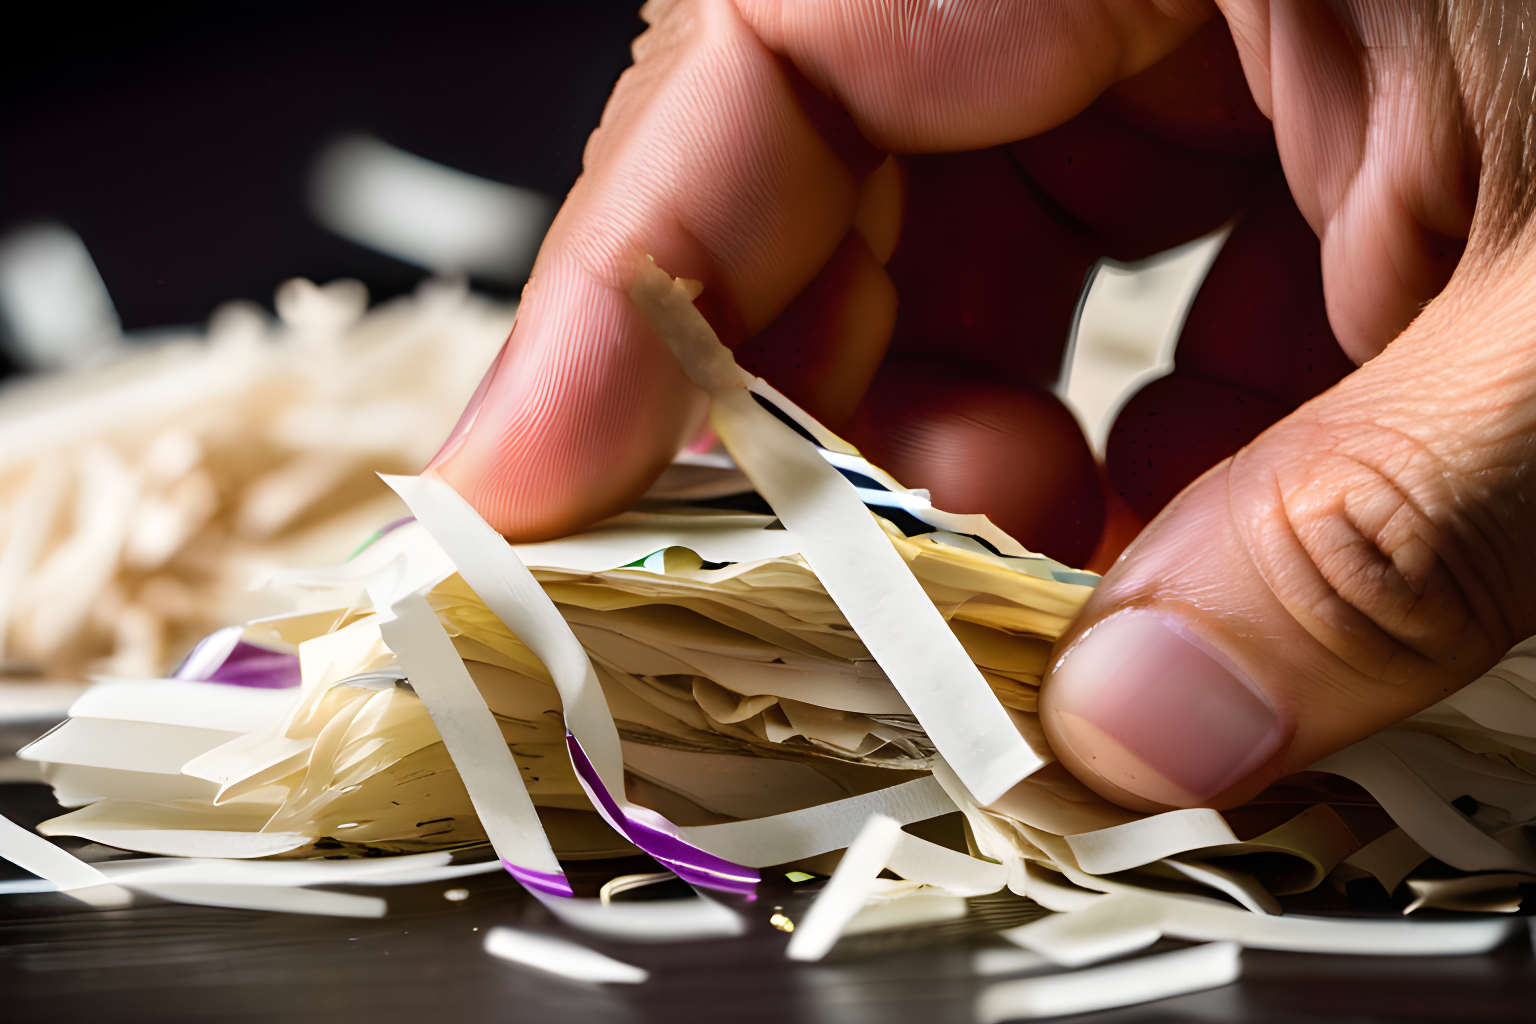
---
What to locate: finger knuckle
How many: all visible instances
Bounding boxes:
[1267,423,1518,684]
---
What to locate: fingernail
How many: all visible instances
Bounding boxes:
[1045,611,1283,807]
[426,337,508,472]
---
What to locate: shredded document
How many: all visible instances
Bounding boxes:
[5,264,1536,1018]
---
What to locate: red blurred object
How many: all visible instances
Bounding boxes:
[885,148,1098,392]
[844,358,1105,567]
[1107,181,1353,523]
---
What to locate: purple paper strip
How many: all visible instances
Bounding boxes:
[565,733,759,897]
[502,860,575,898]
[174,627,302,689]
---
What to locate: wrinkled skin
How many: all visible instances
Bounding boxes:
[431,1,1536,813]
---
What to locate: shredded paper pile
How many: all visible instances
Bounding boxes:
[5,263,1536,1018]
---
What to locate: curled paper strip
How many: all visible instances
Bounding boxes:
[566,732,760,896]
[384,474,759,896]
[13,256,1536,991]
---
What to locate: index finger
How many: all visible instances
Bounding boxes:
[432,0,1212,540]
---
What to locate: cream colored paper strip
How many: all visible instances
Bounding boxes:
[631,259,1042,805]
[483,926,649,982]
[0,812,109,891]
[130,882,386,918]
[1312,738,1536,872]
[1007,887,1517,959]
[975,942,1241,1023]
[677,775,954,867]
[785,814,905,961]
[1065,809,1239,875]
[382,473,626,802]
[379,590,569,895]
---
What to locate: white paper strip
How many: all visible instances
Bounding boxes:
[131,882,386,918]
[631,260,1041,805]
[1004,887,1517,958]
[1065,809,1238,876]
[887,832,1007,896]
[19,718,240,775]
[382,474,627,802]
[483,926,649,983]
[94,850,484,887]
[1003,889,1165,967]
[677,775,954,867]
[52,829,310,860]
[379,591,565,882]
[842,892,968,935]
[785,814,904,961]
[0,811,108,890]
[66,678,298,733]
[1443,676,1536,738]
[975,942,1241,1023]
[511,519,801,573]
[540,896,745,943]
[1313,738,1536,872]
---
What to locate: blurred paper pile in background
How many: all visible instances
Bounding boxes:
[0,274,510,685]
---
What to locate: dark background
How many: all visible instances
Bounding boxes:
[0,1,647,370]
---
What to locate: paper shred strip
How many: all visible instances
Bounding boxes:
[540,895,746,943]
[382,474,628,804]
[384,473,761,897]
[484,926,649,983]
[974,942,1241,1023]
[1313,738,1536,872]
[631,259,1042,806]
[130,882,387,918]
[380,591,570,895]
[94,851,491,888]
[0,812,109,890]
[566,733,759,895]
[1003,888,1518,960]
[1064,809,1238,875]
[785,814,904,962]
[677,775,955,867]
[886,831,1008,896]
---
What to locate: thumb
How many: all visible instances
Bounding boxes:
[1038,253,1536,812]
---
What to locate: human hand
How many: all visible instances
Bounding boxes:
[430,1,1536,813]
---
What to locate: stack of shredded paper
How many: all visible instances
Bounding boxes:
[6,261,1536,1018]
[0,275,509,682]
